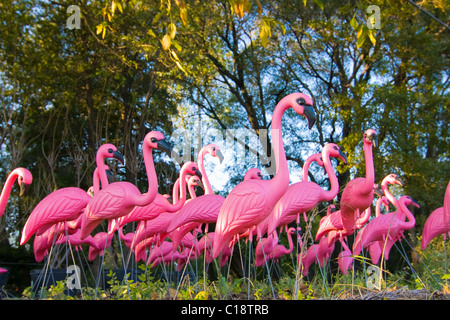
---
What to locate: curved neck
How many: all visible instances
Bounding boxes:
[301,154,319,181]
[361,141,375,194]
[134,144,158,207]
[198,149,213,195]
[356,207,371,227]
[321,152,339,201]
[172,178,181,204]
[270,101,290,190]
[382,182,399,208]
[96,153,109,190]
[92,168,101,194]
[375,198,383,217]
[165,168,189,212]
[399,200,416,229]
[188,181,197,200]
[285,230,295,254]
[0,170,19,216]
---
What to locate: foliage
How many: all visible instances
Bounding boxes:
[0,0,448,296]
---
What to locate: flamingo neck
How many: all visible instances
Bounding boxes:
[188,182,197,200]
[198,149,213,195]
[361,141,375,194]
[166,168,189,212]
[270,102,290,191]
[134,145,158,207]
[382,182,399,208]
[301,155,317,181]
[356,207,371,227]
[399,200,416,229]
[92,168,101,194]
[96,154,109,190]
[172,178,181,204]
[286,230,295,254]
[0,170,19,216]
[375,198,383,218]
[321,151,339,201]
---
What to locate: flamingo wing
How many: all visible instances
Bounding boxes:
[269,182,322,233]
[421,207,446,250]
[213,182,268,258]
[21,187,91,245]
[315,211,343,241]
[167,194,224,233]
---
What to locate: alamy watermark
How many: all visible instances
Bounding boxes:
[66,264,82,290]
[66,5,81,30]
[366,5,381,29]
[366,264,382,290]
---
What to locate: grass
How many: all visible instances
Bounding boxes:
[2,232,450,300]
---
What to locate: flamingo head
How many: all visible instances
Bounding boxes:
[98,143,125,165]
[204,144,224,164]
[244,168,263,181]
[145,131,172,157]
[363,129,378,148]
[290,93,316,129]
[181,161,203,180]
[14,168,33,196]
[382,173,403,188]
[324,143,348,165]
[188,174,204,190]
[401,195,420,208]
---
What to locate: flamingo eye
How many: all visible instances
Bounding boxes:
[108,148,113,153]
[212,147,215,151]
[20,176,24,181]
[151,137,157,143]
[333,146,338,150]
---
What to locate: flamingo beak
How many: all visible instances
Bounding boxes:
[367,132,378,148]
[196,180,204,190]
[19,183,30,197]
[410,198,420,208]
[113,150,125,165]
[157,139,173,158]
[216,150,224,164]
[194,169,203,180]
[338,150,348,165]
[303,105,316,130]
[396,178,403,187]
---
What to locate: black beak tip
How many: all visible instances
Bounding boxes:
[157,139,173,158]
[194,169,203,180]
[303,106,316,130]
[19,183,30,196]
[113,151,125,165]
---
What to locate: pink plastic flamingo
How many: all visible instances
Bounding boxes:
[444,180,450,225]
[255,227,297,267]
[79,131,172,239]
[301,235,335,276]
[353,195,420,257]
[337,238,353,275]
[166,144,226,248]
[422,180,450,250]
[366,175,401,264]
[212,93,316,259]
[116,161,201,230]
[0,167,33,217]
[20,144,123,245]
[267,143,347,235]
[339,129,378,234]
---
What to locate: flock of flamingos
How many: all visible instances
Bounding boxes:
[0,92,449,293]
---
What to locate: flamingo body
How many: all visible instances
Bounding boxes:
[21,187,91,245]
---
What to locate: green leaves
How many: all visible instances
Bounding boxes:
[259,17,286,48]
